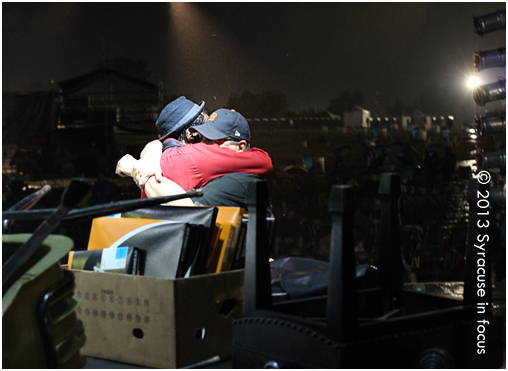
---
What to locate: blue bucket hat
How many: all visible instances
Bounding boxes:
[156,96,205,140]
[193,109,251,142]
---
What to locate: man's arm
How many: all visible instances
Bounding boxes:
[115,140,165,189]
[115,154,137,177]
[144,176,195,206]
[132,140,164,189]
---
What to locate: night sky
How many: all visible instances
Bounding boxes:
[2,2,506,125]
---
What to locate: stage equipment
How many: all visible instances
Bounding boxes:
[2,178,202,368]
[490,185,506,206]
[3,234,86,368]
[3,178,90,368]
[473,77,506,106]
[3,178,90,293]
[233,175,504,368]
[3,184,51,233]
[2,188,203,223]
[475,148,506,171]
[474,10,506,36]
[474,113,506,137]
[474,48,506,72]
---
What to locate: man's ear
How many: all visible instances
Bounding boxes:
[237,140,248,152]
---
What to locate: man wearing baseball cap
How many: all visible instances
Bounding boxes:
[144,109,270,209]
[117,105,272,206]
[151,108,270,191]
[192,108,250,144]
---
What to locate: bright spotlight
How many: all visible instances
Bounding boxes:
[468,76,481,88]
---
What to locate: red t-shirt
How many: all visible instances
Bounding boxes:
[159,140,273,191]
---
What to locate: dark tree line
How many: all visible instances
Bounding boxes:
[326,90,365,117]
[225,89,367,118]
[226,90,289,118]
[89,59,421,119]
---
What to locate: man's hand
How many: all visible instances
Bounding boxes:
[131,139,164,189]
[115,154,137,178]
[132,157,163,189]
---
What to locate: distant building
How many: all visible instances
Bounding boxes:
[400,115,412,130]
[344,106,371,128]
[56,68,162,132]
[3,68,163,177]
[409,109,432,130]
[326,111,341,120]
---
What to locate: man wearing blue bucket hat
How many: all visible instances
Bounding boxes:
[116,96,208,195]
[155,96,207,143]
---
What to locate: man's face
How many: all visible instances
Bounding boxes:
[203,137,247,152]
[185,128,203,144]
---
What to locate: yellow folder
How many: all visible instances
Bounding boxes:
[204,207,244,273]
[87,217,168,250]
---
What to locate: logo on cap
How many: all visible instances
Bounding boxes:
[234,130,241,137]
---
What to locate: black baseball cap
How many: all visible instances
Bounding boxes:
[193,109,251,142]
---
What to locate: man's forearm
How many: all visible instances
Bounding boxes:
[144,176,194,206]
[140,139,163,161]
[132,140,164,188]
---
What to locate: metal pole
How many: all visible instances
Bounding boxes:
[326,185,358,341]
[244,180,272,316]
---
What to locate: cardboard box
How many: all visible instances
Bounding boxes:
[70,269,244,368]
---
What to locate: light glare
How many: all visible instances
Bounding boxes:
[468,76,481,88]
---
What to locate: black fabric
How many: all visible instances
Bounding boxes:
[108,221,190,279]
[121,204,217,227]
[120,205,218,276]
[270,257,330,300]
[191,173,263,210]
[3,91,56,144]
[270,257,380,301]
[162,139,182,152]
